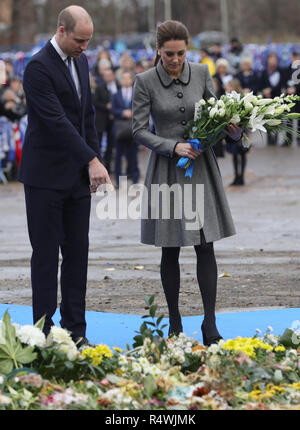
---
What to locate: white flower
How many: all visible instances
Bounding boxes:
[218,108,226,117]
[132,362,142,373]
[48,326,73,345]
[256,98,273,106]
[139,357,150,367]
[230,114,241,124]
[118,355,128,365]
[256,328,262,334]
[148,365,161,378]
[244,102,253,110]
[208,97,216,105]
[59,343,79,361]
[0,376,4,384]
[264,119,281,126]
[263,105,276,116]
[226,90,241,102]
[217,99,225,108]
[16,325,46,348]
[0,394,11,405]
[185,347,193,354]
[265,333,278,346]
[209,107,218,118]
[207,344,219,354]
[199,99,206,106]
[248,107,266,132]
[267,325,274,332]
[242,91,257,105]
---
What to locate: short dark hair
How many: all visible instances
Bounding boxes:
[57,9,76,33]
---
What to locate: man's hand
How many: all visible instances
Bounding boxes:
[174,142,203,159]
[224,124,243,141]
[88,157,113,193]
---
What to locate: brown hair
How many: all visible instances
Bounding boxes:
[154,20,189,66]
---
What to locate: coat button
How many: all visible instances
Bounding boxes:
[179,107,185,113]
[177,92,183,98]
[174,79,180,85]
[181,120,187,126]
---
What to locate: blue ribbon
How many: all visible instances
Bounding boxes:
[176,138,205,178]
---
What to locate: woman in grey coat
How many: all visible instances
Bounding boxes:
[132,20,242,345]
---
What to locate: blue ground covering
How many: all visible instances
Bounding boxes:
[0,304,299,349]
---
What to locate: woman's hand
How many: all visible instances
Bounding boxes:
[224,124,243,141]
[174,142,203,159]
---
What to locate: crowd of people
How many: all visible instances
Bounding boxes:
[0,37,300,186]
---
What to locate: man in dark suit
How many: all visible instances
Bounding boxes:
[93,68,120,173]
[284,51,300,146]
[112,71,139,189]
[18,6,111,346]
[259,52,286,146]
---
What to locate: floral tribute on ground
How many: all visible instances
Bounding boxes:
[0,296,300,410]
[177,93,300,177]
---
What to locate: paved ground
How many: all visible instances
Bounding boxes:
[0,132,300,318]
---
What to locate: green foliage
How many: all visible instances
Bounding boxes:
[132,295,167,348]
[0,311,37,375]
[31,347,106,382]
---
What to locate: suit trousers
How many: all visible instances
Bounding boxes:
[24,174,91,338]
[115,138,139,187]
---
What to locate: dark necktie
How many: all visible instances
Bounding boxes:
[67,56,75,83]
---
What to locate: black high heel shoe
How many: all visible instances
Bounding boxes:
[168,319,183,337]
[201,321,223,346]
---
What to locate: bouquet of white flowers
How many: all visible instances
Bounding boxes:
[177,92,300,177]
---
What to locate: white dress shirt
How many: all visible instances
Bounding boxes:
[121,86,132,106]
[50,36,81,101]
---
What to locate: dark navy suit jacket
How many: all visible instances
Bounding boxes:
[18,40,101,190]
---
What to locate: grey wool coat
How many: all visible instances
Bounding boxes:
[132,59,236,247]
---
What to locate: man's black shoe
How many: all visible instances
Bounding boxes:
[73,336,95,349]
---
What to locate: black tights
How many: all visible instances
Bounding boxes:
[233,152,247,180]
[160,231,220,338]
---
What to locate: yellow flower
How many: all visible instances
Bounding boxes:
[274,346,286,352]
[81,344,113,366]
[113,347,122,353]
[222,337,273,358]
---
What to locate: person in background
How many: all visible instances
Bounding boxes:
[93,49,115,84]
[93,68,120,173]
[260,52,286,146]
[94,58,112,86]
[284,51,300,146]
[212,58,233,98]
[3,60,14,88]
[225,78,250,186]
[115,53,136,81]
[235,57,260,94]
[112,70,139,188]
[210,42,223,63]
[227,37,244,72]
[199,48,216,76]
[1,86,26,119]
[211,58,233,158]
